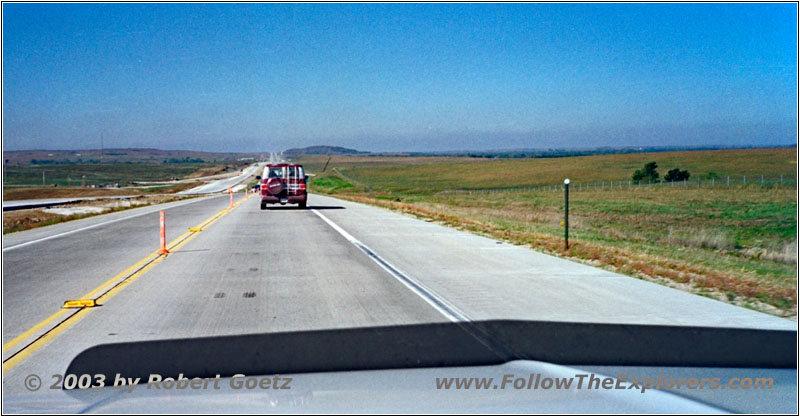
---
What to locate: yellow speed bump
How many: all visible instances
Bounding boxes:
[63,299,97,308]
[188,227,203,232]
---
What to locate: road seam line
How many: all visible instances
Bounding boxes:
[1,309,70,354]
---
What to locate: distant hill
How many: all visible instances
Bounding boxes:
[3,148,264,165]
[283,146,367,157]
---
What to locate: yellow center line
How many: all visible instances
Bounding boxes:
[2,196,254,371]
[1,309,71,354]
[2,309,92,373]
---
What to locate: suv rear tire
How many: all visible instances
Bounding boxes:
[260,202,267,210]
[298,201,307,209]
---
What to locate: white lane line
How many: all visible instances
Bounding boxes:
[3,196,215,252]
[310,208,470,323]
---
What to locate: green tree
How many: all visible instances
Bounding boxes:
[632,161,660,184]
[664,168,691,182]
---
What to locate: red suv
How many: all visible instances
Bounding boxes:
[258,164,308,209]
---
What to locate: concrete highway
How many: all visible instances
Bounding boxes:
[2,195,139,211]
[2,192,795,406]
[178,164,262,195]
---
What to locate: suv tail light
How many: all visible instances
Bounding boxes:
[300,183,306,190]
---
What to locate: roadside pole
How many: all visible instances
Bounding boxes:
[157,211,169,254]
[564,178,570,250]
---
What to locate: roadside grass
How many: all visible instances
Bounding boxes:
[4,187,143,200]
[296,155,480,175]
[2,194,196,234]
[310,174,364,193]
[3,204,138,234]
[2,181,204,201]
[3,163,216,187]
[305,148,797,317]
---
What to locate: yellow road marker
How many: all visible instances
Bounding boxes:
[62,300,97,308]
[188,227,203,232]
[3,198,246,370]
[2,248,161,354]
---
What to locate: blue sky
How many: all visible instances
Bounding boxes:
[2,3,797,152]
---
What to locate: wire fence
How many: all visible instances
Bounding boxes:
[439,175,797,195]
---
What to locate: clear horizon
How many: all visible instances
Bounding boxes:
[3,3,797,152]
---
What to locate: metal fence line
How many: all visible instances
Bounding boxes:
[437,175,796,195]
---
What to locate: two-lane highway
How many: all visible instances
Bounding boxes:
[2,195,233,352]
[2,192,795,406]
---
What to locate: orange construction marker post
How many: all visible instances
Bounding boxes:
[158,210,169,254]
[228,186,234,208]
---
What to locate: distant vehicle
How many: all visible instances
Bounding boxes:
[258,163,307,209]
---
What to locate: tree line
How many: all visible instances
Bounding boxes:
[632,161,691,184]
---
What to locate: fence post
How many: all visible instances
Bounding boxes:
[712,177,715,187]
[743,176,746,185]
[727,176,730,186]
[780,174,783,185]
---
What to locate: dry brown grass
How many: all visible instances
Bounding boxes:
[184,165,230,178]
[3,194,194,234]
[3,187,141,200]
[330,148,796,193]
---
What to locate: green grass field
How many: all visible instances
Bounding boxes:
[301,147,797,316]
[313,148,796,194]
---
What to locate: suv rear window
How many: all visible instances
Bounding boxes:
[288,166,303,178]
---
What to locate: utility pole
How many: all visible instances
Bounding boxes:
[100,132,104,159]
[42,171,45,186]
[563,178,570,250]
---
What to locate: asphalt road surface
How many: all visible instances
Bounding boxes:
[2,192,795,401]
